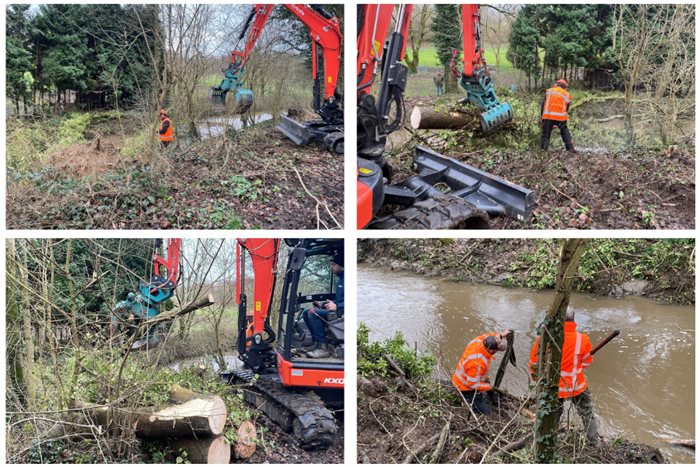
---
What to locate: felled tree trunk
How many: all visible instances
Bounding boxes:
[170,435,231,464]
[135,385,227,438]
[534,239,586,463]
[234,420,257,460]
[410,106,473,130]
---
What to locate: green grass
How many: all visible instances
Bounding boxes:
[407,45,514,71]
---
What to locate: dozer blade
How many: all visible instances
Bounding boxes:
[278,114,312,146]
[413,145,533,221]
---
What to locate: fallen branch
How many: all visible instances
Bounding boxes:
[496,434,532,456]
[385,354,417,394]
[292,166,341,229]
[147,293,215,325]
[401,432,441,464]
[428,418,451,463]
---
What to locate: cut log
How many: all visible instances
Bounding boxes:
[410,106,474,130]
[234,420,257,459]
[170,435,231,464]
[135,385,227,438]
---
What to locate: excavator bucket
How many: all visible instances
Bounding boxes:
[208,86,254,114]
[480,101,513,133]
[209,87,227,113]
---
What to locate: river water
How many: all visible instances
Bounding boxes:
[358,265,695,463]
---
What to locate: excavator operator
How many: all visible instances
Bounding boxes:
[302,252,344,358]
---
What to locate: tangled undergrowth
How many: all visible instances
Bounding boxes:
[387,91,694,230]
[7,120,343,229]
[357,324,665,464]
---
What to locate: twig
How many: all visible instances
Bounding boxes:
[429,417,451,463]
[292,166,341,229]
[402,432,442,464]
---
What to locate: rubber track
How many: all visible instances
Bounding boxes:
[234,370,338,449]
[371,194,490,229]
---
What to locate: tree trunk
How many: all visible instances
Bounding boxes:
[410,106,475,130]
[234,420,257,460]
[533,239,586,463]
[19,241,37,409]
[134,385,227,438]
[170,435,231,464]
[444,65,458,92]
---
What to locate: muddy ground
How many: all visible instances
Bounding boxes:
[7,118,343,229]
[247,412,344,464]
[358,373,665,464]
[383,94,694,230]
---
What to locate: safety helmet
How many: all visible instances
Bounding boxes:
[555,79,568,89]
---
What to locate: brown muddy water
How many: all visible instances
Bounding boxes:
[358,265,695,463]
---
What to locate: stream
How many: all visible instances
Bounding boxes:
[358,265,695,463]
[198,113,273,139]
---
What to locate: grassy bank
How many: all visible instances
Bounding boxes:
[358,239,695,305]
[357,324,666,464]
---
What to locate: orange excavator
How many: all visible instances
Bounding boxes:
[357,5,533,229]
[210,4,344,154]
[224,238,344,449]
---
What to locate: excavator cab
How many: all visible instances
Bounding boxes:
[209,51,254,114]
[230,238,343,450]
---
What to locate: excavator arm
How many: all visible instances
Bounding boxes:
[452,4,513,132]
[210,4,342,122]
[356,5,531,229]
[111,238,182,348]
[236,238,281,372]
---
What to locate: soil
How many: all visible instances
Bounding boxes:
[358,375,665,464]
[246,412,344,464]
[7,121,343,229]
[385,95,695,230]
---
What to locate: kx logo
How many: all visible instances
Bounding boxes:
[323,377,344,384]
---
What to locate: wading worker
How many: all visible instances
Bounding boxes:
[452,330,510,415]
[529,309,599,445]
[540,79,575,153]
[158,109,174,148]
[302,252,344,358]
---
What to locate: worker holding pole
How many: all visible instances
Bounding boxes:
[529,309,599,445]
[452,330,511,415]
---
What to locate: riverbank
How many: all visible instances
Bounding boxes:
[7,113,343,229]
[358,239,694,305]
[357,325,667,464]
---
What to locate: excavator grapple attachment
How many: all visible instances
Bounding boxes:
[209,87,227,113]
[209,86,254,114]
[480,101,513,133]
